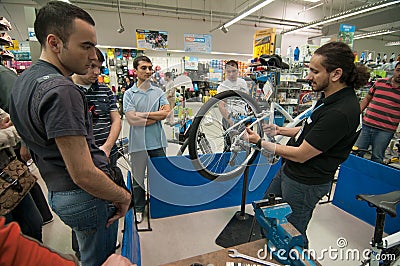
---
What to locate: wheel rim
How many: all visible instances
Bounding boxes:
[189,91,263,181]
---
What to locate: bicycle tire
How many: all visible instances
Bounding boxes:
[177,138,189,156]
[188,90,263,181]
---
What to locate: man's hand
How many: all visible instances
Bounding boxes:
[102,254,136,266]
[245,127,261,144]
[106,191,132,228]
[99,145,111,158]
[0,116,12,129]
[20,146,32,162]
[263,124,279,138]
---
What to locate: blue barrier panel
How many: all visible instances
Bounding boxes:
[148,154,281,218]
[121,171,141,265]
[333,154,400,234]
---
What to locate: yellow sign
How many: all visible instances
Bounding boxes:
[4,39,19,51]
[253,28,276,58]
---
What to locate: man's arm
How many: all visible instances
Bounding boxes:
[246,127,321,163]
[125,111,157,126]
[262,140,322,163]
[136,105,170,121]
[99,111,121,157]
[360,93,372,112]
[275,126,301,138]
[55,135,131,226]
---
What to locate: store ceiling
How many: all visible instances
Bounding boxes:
[19,0,400,42]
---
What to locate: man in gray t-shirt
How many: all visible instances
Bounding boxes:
[9,2,131,265]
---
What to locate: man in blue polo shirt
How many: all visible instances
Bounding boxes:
[123,55,170,223]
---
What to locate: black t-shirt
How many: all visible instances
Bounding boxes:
[10,60,109,191]
[284,87,361,185]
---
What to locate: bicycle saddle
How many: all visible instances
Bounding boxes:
[356,191,400,217]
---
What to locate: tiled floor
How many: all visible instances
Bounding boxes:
[36,102,378,266]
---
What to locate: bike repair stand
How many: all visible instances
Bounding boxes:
[215,165,263,247]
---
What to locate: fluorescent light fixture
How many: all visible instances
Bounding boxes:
[304,0,320,2]
[385,41,400,46]
[354,29,399,40]
[298,2,324,14]
[282,0,400,34]
[219,0,275,30]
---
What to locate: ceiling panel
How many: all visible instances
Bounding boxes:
[24,0,400,42]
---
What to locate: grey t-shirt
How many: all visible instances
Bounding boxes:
[10,60,109,191]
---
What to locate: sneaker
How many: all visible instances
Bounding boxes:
[135,212,143,223]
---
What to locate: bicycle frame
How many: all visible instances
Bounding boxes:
[223,100,316,144]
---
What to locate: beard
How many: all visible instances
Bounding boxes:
[311,77,329,92]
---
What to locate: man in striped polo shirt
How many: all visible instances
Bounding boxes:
[72,48,122,167]
[356,61,400,163]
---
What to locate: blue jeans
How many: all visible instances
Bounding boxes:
[130,148,166,212]
[49,188,118,266]
[264,167,331,247]
[5,192,43,242]
[355,124,394,163]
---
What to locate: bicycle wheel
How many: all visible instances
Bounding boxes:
[188,90,264,181]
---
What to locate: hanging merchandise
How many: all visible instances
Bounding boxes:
[0,32,13,46]
[0,17,12,31]
[293,47,300,61]
[102,67,109,75]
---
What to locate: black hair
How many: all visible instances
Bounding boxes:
[95,47,105,63]
[133,55,152,69]
[395,61,400,69]
[314,41,370,89]
[225,60,239,69]
[165,72,172,78]
[34,1,95,47]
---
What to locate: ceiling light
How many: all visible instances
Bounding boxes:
[304,0,320,2]
[298,2,324,14]
[385,41,400,46]
[282,0,400,34]
[354,29,399,40]
[218,0,275,31]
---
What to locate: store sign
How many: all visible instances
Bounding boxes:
[4,40,19,50]
[253,28,276,58]
[136,29,168,50]
[184,56,199,70]
[27,27,37,41]
[338,24,356,49]
[184,34,212,53]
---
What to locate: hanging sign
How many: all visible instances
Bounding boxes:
[136,29,168,50]
[184,34,212,53]
[253,28,276,58]
[338,24,356,49]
